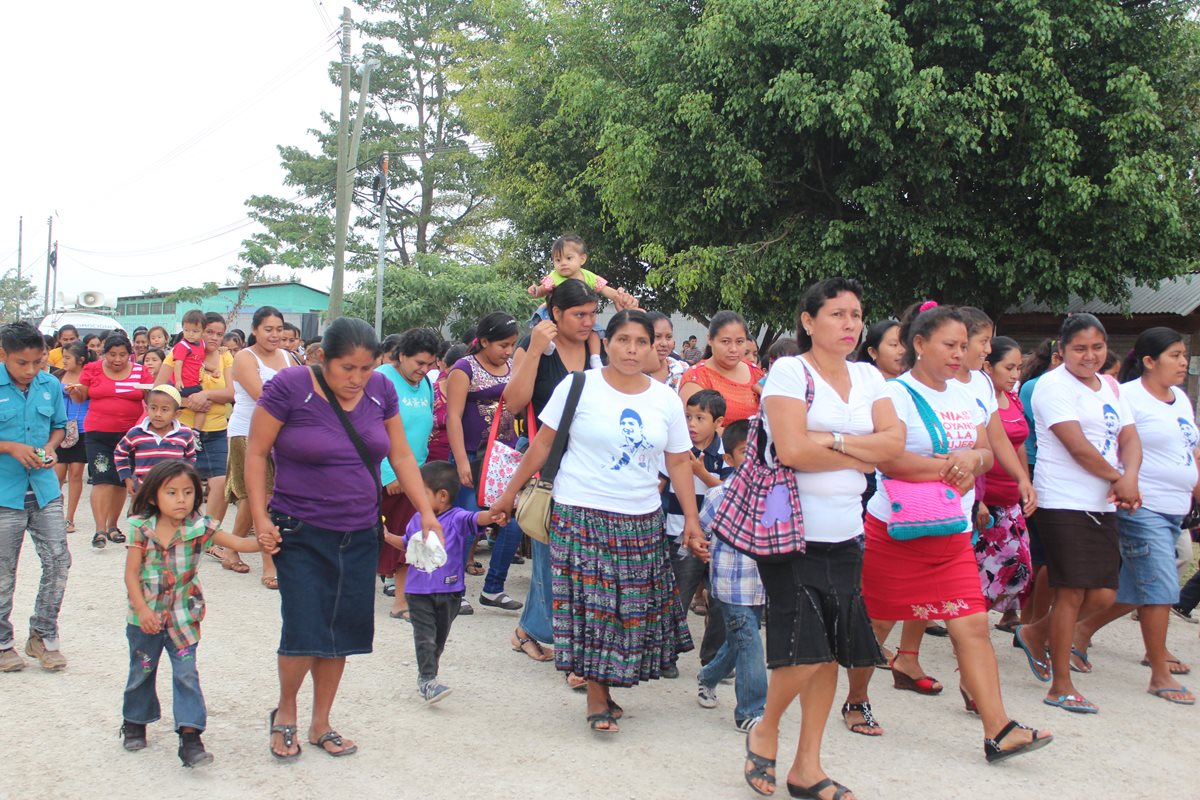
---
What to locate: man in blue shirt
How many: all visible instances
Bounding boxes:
[0,321,70,672]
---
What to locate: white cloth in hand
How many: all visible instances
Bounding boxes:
[408,531,447,573]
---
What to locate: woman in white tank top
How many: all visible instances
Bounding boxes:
[221,307,292,584]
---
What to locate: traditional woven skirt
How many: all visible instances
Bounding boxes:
[550,503,693,687]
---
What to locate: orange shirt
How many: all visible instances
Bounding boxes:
[679,360,765,422]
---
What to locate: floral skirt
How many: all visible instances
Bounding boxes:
[974,503,1032,613]
[550,503,694,687]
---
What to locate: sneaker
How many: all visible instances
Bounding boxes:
[1172,606,1199,624]
[177,730,213,767]
[697,680,719,709]
[25,634,66,671]
[662,663,679,679]
[734,715,762,734]
[0,648,25,672]
[459,597,474,615]
[720,669,736,685]
[479,592,523,611]
[120,721,147,752]
[420,681,453,704]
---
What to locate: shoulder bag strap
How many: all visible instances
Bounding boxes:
[895,379,950,455]
[312,366,383,517]
[541,371,585,483]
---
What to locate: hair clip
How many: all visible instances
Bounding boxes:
[919,300,939,313]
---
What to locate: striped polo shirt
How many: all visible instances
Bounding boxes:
[113,418,197,486]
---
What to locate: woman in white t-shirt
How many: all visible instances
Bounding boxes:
[862,305,1052,762]
[1016,314,1142,715]
[495,310,700,735]
[744,279,903,796]
[1071,327,1196,705]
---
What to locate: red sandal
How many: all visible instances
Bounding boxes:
[890,649,943,695]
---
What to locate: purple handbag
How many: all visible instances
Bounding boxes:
[710,359,814,563]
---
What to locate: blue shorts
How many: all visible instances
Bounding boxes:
[193,430,228,480]
[1116,507,1184,606]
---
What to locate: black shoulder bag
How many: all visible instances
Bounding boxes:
[311,366,385,540]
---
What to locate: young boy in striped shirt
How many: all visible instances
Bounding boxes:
[114,386,196,495]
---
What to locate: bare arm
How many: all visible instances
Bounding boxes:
[384,414,444,543]
[986,412,1037,514]
[124,545,161,633]
[503,347,538,410]
[445,368,473,486]
[232,349,267,401]
[1048,421,1122,482]
[803,396,905,470]
[493,423,557,514]
[666,450,706,561]
[246,406,284,553]
[1112,424,1142,509]
[678,380,702,406]
[213,529,262,553]
[764,395,874,473]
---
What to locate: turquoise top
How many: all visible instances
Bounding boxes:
[0,365,67,510]
[376,364,434,485]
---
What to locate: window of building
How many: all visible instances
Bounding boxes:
[164,302,177,314]
[137,303,150,315]
[150,302,163,314]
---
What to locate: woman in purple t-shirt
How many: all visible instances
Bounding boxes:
[247,317,442,761]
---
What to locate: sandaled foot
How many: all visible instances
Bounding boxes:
[841,701,883,736]
[587,709,619,733]
[565,672,587,691]
[261,575,278,590]
[389,609,411,621]
[1069,645,1092,674]
[309,729,357,756]
[64,520,75,534]
[466,561,485,576]
[1043,693,1098,713]
[744,728,777,796]
[785,776,856,799]
[106,527,126,543]
[1013,625,1051,682]
[1140,656,1191,675]
[890,649,942,695]
[91,531,107,549]
[223,559,250,574]
[995,615,1019,634]
[511,628,552,661]
[268,709,301,760]
[1148,685,1195,705]
[985,720,1053,763]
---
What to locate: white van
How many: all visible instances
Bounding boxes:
[37,311,122,340]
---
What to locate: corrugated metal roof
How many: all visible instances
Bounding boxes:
[1012,273,1200,316]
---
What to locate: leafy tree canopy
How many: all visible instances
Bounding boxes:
[465,0,1200,333]
[0,270,39,323]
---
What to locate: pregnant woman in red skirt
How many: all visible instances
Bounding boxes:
[861,304,1052,763]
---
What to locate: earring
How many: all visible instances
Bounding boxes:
[804,329,812,336]
[916,353,922,361]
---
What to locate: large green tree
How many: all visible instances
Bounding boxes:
[465,0,1200,336]
[0,270,39,323]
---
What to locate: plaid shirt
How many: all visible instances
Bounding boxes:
[699,482,765,606]
[126,513,218,649]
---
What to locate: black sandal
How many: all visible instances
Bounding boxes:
[268,709,302,761]
[787,778,853,799]
[310,730,357,757]
[984,720,1053,764]
[106,527,127,544]
[743,738,776,796]
[587,710,619,733]
[92,531,107,549]
[606,698,623,719]
[840,701,882,736]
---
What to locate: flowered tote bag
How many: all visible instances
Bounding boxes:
[880,380,968,540]
[710,358,814,563]
[477,395,535,509]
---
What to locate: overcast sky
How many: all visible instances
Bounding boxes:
[2,0,350,309]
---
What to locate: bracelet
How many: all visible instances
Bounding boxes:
[832,432,845,454]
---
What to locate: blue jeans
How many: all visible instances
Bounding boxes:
[0,498,71,651]
[698,601,766,722]
[122,625,207,732]
[452,457,523,596]
[519,538,554,644]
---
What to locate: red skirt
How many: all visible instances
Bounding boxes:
[376,491,417,575]
[861,514,986,622]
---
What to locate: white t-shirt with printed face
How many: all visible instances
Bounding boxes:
[1121,379,1199,515]
[1031,364,1133,512]
[762,357,889,542]
[540,370,692,515]
[865,372,986,529]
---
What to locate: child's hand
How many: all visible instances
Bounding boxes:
[125,479,136,497]
[382,531,407,552]
[385,479,403,496]
[690,453,710,478]
[527,283,540,297]
[138,608,162,634]
[484,507,509,527]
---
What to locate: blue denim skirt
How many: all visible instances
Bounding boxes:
[1116,507,1184,606]
[272,512,380,658]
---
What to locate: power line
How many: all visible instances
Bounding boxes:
[59,248,244,280]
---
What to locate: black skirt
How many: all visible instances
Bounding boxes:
[1033,508,1119,589]
[758,537,882,669]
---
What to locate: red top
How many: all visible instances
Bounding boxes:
[80,360,152,433]
[982,391,1029,506]
[171,340,205,387]
[679,360,765,423]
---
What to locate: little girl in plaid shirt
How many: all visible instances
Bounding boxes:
[119,461,259,767]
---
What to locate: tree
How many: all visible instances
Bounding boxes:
[0,269,39,322]
[245,0,495,296]
[465,0,1200,334]
[344,253,534,337]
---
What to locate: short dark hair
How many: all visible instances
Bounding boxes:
[766,337,800,365]
[443,343,468,368]
[396,327,441,359]
[551,233,588,259]
[203,312,226,330]
[182,309,205,327]
[147,325,170,341]
[1059,313,1107,350]
[605,309,655,342]
[282,322,301,335]
[794,277,864,353]
[686,388,727,420]
[1,321,47,353]
[145,347,166,363]
[421,460,461,498]
[56,324,79,339]
[101,332,133,355]
[722,418,750,453]
[130,461,204,519]
[321,316,381,361]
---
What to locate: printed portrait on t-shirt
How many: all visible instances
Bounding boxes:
[1098,404,1120,456]
[611,408,654,472]
[1178,417,1198,466]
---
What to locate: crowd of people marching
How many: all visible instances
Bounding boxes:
[1,234,1198,798]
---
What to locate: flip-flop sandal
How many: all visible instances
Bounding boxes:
[389,609,411,621]
[1148,686,1195,705]
[1069,646,1092,674]
[106,527,127,544]
[995,619,1020,634]
[310,730,357,757]
[565,672,587,691]
[1140,658,1192,675]
[223,560,251,573]
[511,629,551,661]
[268,709,302,761]
[743,738,776,796]
[1043,693,1099,714]
[1012,626,1051,683]
[261,575,279,590]
[466,561,485,576]
[586,710,619,733]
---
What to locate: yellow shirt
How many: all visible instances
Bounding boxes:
[162,350,234,432]
[47,347,64,369]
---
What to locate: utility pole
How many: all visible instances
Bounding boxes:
[327,7,354,320]
[16,217,22,283]
[374,152,388,336]
[50,241,59,311]
[43,216,52,315]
